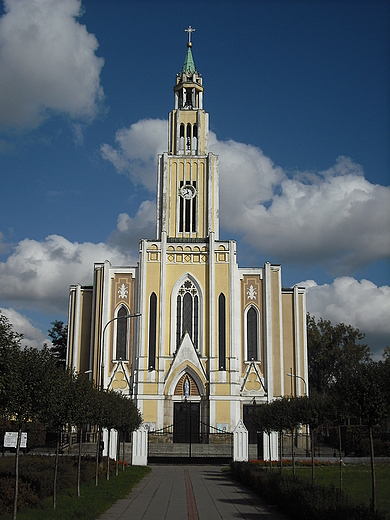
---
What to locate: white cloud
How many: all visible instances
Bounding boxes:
[102,119,390,274]
[1,307,49,349]
[0,234,131,313]
[108,199,157,252]
[225,156,390,273]
[0,0,104,129]
[302,277,390,355]
[101,119,167,190]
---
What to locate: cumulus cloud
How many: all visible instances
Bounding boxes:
[0,0,104,129]
[102,119,390,274]
[0,234,133,313]
[221,155,390,273]
[101,119,167,190]
[1,307,50,349]
[302,277,390,355]
[108,199,157,253]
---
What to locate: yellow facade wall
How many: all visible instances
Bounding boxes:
[78,290,92,375]
[298,292,306,395]
[282,293,294,396]
[214,384,231,396]
[215,400,230,425]
[142,399,158,423]
[270,269,282,396]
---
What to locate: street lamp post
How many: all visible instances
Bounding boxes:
[287,369,309,456]
[287,368,307,397]
[100,312,141,390]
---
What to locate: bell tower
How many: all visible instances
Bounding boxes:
[156,26,219,241]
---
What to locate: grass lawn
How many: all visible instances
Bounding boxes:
[0,462,150,520]
[281,463,390,516]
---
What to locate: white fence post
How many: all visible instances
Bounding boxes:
[131,424,148,466]
[233,420,248,462]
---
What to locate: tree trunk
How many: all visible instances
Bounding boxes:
[12,427,22,520]
[53,430,60,509]
[369,426,376,513]
[95,428,100,487]
[268,432,272,472]
[291,429,295,479]
[106,429,111,481]
[338,424,343,492]
[115,432,119,477]
[279,431,283,475]
[77,427,83,497]
[122,433,126,471]
[311,428,315,483]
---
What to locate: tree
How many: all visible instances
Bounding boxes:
[40,367,73,509]
[90,386,105,487]
[252,403,274,471]
[47,320,68,369]
[336,360,388,512]
[283,397,304,479]
[114,394,142,473]
[70,372,95,498]
[298,394,330,483]
[100,390,121,481]
[307,313,370,396]
[0,336,57,519]
[253,398,301,476]
[266,398,292,474]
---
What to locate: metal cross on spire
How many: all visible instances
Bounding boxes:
[185,26,195,46]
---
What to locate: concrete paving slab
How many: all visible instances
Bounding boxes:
[98,465,289,520]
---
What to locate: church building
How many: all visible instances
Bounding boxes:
[67,28,308,455]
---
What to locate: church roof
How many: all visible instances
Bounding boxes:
[182,45,196,75]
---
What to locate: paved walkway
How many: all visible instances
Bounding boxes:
[98,465,289,520]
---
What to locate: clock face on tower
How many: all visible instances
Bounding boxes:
[179,184,196,199]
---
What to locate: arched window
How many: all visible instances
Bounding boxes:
[186,123,191,152]
[179,124,184,151]
[218,293,226,370]
[148,293,157,370]
[247,306,259,361]
[176,279,199,348]
[193,125,198,153]
[116,306,128,360]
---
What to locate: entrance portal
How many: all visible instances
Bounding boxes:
[243,404,263,459]
[173,402,200,443]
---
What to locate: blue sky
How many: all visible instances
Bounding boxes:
[0,0,389,356]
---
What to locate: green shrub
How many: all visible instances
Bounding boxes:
[0,476,39,514]
[230,462,386,520]
[0,455,110,514]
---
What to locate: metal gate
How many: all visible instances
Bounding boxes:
[148,415,233,462]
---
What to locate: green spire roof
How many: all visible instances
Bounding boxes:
[182,45,196,75]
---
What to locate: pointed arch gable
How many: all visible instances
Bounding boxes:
[165,362,206,397]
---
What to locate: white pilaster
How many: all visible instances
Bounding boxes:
[278,268,284,396]
[209,232,216,382]
[264,263,273,400]
[71,285,81,373]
